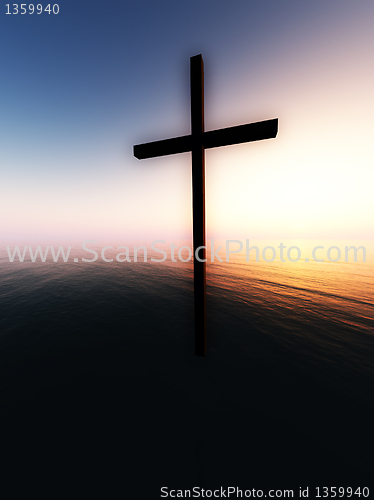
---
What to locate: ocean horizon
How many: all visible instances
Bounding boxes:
[1,238,373,494]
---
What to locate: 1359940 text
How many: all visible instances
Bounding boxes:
[5,4,59,14]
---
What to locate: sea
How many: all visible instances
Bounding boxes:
[0,239,373,496]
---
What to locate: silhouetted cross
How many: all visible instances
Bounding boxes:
[134,54,278,356]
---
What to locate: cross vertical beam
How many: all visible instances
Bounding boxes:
[190,55,206,357]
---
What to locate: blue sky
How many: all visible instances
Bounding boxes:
[1,0,373,242]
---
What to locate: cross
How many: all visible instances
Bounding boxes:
[134,54,278,357]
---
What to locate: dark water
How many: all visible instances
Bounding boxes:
[1,244,373,496]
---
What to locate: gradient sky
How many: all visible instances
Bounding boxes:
[1,0,373,242]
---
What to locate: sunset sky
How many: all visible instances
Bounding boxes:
[1,0,373,243]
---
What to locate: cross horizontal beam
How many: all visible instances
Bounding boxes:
[133,118,278,160]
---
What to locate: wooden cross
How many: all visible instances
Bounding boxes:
[134,54,278,357]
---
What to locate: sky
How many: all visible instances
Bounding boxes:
[1,0,373,243]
